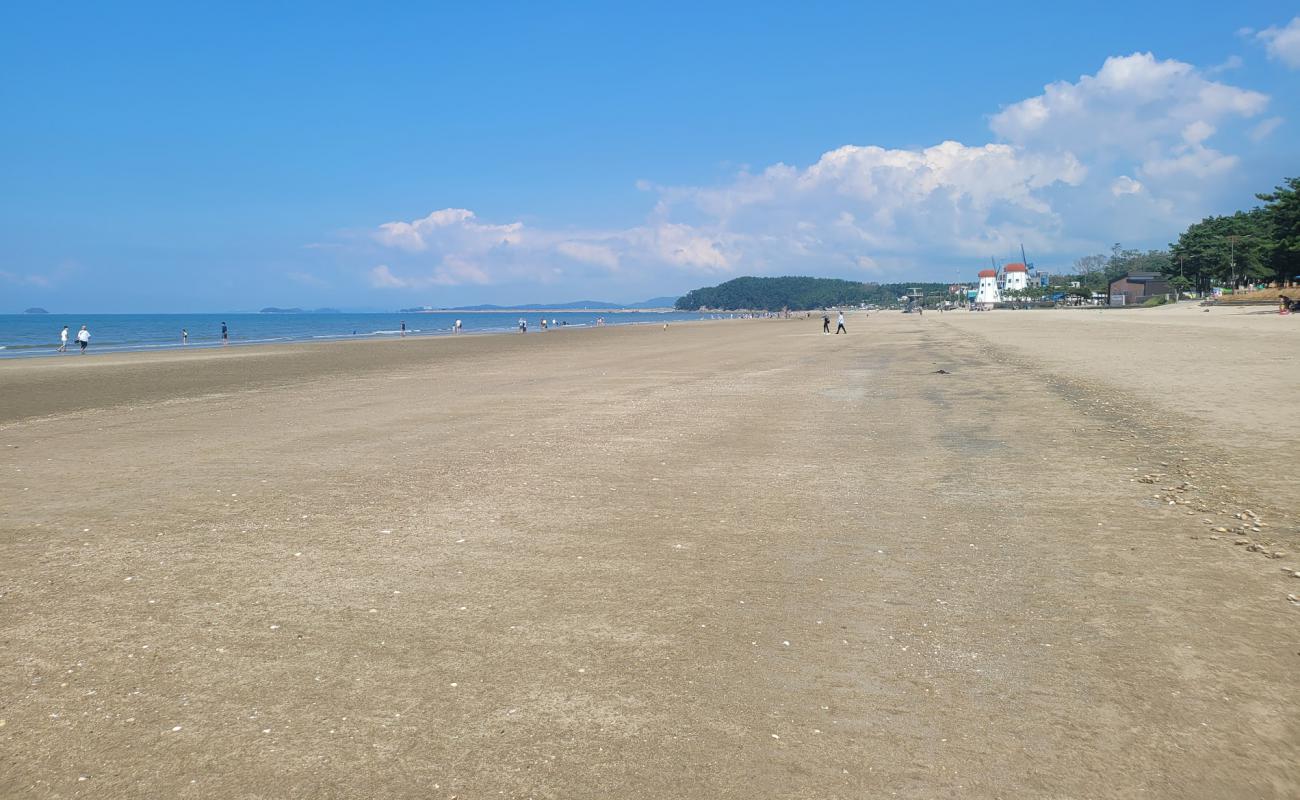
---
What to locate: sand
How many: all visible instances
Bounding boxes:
[1,308,1297,798]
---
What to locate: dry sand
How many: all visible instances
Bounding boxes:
[1,308,1297,798]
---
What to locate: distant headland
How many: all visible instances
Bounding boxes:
[23,307,49,314]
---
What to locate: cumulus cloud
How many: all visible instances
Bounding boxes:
[1257,17,1300,68]
[375,208,522,253]
[1140,145,1237,180]
[368,264,411,288]
[990,52,1267,159]
[1111,176,1143,196]
[555,241,621,270]
[362,52,1274,287]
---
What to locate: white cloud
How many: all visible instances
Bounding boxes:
[359,52,1274,287]
[1182,120,1215,144]
[375,208,522,253]
[1139,145,1237,180]
[555,241,621,270]
[990,53,1267,157]
[369,264,411,288]
[1250,116,1283,141]
[1257,17,1300,68]
[1206,54,1244,75]
[629,223,736,271]
[1111,176,1143,196]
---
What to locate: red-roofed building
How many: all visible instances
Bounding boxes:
[1002,262,1030,291]
[976,269,1001,306]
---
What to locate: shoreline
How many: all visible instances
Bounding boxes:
[0,312,710,362]
[0,317,739,424]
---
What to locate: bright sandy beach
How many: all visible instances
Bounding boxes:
[1,306,1297,798]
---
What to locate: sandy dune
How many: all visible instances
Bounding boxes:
[1,309,1296,798]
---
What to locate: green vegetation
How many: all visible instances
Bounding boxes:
[1055,177,1298,296]
[1065,245,1171,294]
[1166,177,1300,291]
[674,276,951,311]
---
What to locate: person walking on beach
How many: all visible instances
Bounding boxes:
[835,311,847,334]
[455,319,462,334]
[58,325,68,352]
[181,328,188,345]
[221,321,229,345]
[400,320,407,337]
[518,318,527,333]
[76,325,90,353]
[822,313,831,335]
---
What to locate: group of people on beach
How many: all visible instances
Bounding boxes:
[56,325,92,353]
[517,318,574,333]
[54,322,228,353]
[821,311,848,335]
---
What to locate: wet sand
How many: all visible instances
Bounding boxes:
[1,309,1297,798]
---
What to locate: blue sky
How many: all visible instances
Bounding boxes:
[2,2,1298,311]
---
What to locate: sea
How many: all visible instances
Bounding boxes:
[0,310,714,359]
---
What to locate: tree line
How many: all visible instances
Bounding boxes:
[1070,176,1298,293]
[674,276,951,311]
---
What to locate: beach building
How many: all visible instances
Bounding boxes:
[1108,272,1172,306]
[1003,262,1029,292]
[975,269,1001,307]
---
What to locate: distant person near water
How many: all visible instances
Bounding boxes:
[221,321,229,345]
[400,320,406,337]
[454,319,462,334]
[835,311,846,334]
[58,325,68,352]
[181,328,188,345]
[76,325,90,353]
[518,318,527,333]
[822,314,831,335]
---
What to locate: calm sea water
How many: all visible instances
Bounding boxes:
[0,311,711,359]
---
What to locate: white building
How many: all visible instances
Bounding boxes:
[975,269,1001,306]
[1003,262,1029,292]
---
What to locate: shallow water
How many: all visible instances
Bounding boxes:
[0,310,708,358]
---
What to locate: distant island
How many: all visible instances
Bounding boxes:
[23,307,49,314]
[400,296,680,312]
[259,307,341,314]
[675,277,953,311]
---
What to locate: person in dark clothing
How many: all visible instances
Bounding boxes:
[221,321,229,345]
[822,314,831,335]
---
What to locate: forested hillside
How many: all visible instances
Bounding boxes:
[674,276,950,311]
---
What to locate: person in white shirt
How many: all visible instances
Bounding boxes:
[835,311,847,334]
[58,326,68,352]
[76,325,91,353]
